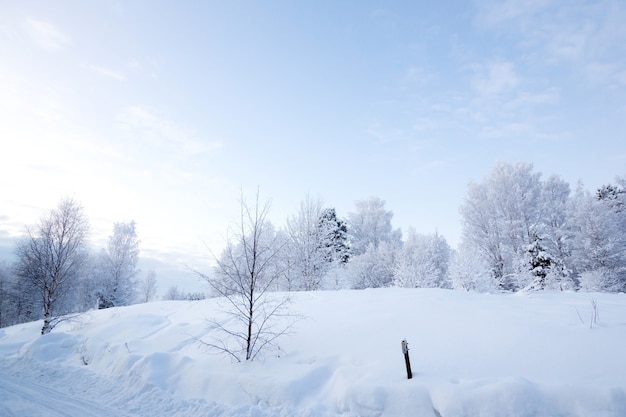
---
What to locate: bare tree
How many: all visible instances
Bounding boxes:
[164,284,181,301]
[14,197,89,334]
[196,191,295,362]
[138,269,158,303]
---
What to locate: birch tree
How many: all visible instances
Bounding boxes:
[197,191,294,361]
[14,197,89,334]
[460,162,545,290]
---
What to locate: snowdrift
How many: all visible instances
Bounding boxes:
[1,288,625,416]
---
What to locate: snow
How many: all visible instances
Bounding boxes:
[1,288,625,416]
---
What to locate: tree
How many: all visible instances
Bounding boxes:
[14,197,89,334]
[347,196,402,256]
[164,285,206,301]
[344,197,402,289]
[196,191,294,362]
[138,270,158,303]
[0,261,15,328]
[164,285,182,301]
[345,240,399,289]
[449,243,494,292]
[283,198,351,291]
[317,208,350,265]
[596,183,625,213]
[97,221,140,308]
[460,162,546,290]
[569,183,626,292]
[2,259,40,326]
[522,234,554,291]
[285,194,328,291]
[536,175,573,290]
[394,230,451,288]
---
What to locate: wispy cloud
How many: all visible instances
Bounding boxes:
[546,26,592,61]
[118,106,221,156]
[476,1,626,71]
[504,87,559,109]
[85,64,126,81]
[402,66,437,87]
[476,0,551,26]
[22,18,70,51]
[472,60,519,97]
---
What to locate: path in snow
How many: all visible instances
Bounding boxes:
[0,370,134,417]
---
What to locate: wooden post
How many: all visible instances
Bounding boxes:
[401,339,413,379]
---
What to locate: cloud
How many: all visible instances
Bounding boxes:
[403,66,436,87]
[23,18,70,51]
[546,27,591,61]
[505,87,559,109]
[85,64,126,81]
[472,60,519,97]
[118,106,221,156]
[476,1,626,68]
[476,0,551,26]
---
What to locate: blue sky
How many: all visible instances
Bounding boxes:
[1,1,625,288]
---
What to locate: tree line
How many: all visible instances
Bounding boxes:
[204,163,625,297]
[455,162,626,293]
[0,197,156,332]
[1,162,625,333]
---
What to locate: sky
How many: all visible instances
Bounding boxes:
[1,1,625,291]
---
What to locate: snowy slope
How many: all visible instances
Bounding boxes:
[1,288,625,416]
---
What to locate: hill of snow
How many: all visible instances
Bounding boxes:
[1,288,625,416]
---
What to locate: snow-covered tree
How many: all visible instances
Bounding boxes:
[449,244,495,292]
[569,182,626,292]
[536,175,573,290]
[96,221,140,308]
[14,197,89,334]
[460,162,548,290]
[344,197,402,289]
[317,208,350,265]
[345,240,399,289]
[521,234,553,291]
[596,183,625,213]
[0,261,16,328]
[460,177,507,287]
[285,195,328,291]
[394,230,451,288]
[347,196,402,256]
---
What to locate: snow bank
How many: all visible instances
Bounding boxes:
[1,288,625,416]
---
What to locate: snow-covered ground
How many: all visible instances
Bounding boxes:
[1,288,625,416]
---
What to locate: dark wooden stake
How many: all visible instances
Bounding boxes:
[401,339,413,379]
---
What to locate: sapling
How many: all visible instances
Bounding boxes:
[590,298,599,328]
[574,298,599,329]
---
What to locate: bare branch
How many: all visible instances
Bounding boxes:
[193,189,297,361]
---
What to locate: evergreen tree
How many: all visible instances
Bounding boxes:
[317,208,350,265]
[596,184,625,212]
[523,234,553,290]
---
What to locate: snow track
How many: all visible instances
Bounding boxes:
[0,370,132,417]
